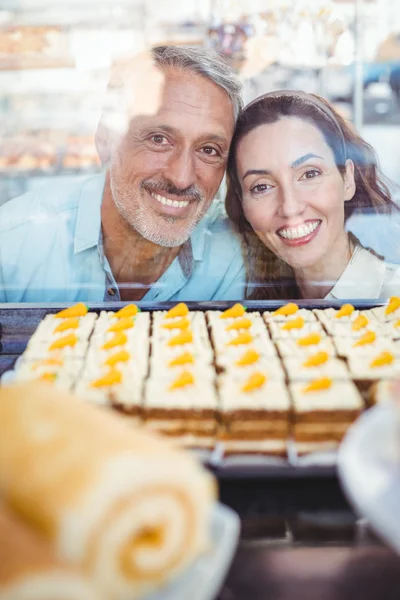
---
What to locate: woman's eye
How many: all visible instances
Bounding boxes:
[300,169,321,180]
[150,134,169,145]
[251,183,272,194]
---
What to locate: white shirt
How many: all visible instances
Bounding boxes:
[326,246,400,300]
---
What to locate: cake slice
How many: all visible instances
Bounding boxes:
[218,372,290,456]
[290,378,364,455]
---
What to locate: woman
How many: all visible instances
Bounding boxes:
[225,90,400,300]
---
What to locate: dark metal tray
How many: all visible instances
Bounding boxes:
[0,300,385,516]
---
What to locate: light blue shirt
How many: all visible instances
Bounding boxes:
[0,173,245,303]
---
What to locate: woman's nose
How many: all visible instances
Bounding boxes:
[277,185,305,219]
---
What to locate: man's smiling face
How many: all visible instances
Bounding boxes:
[109,66,235,247]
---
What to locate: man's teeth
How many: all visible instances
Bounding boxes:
[278,221,320,240]
[150,192,189,208]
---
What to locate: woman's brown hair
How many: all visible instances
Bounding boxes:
[225,91,399,299]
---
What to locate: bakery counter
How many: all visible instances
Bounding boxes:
[219,542,400,600]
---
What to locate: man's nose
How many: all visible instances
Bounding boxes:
[277,184,305,219]
[165,149,197,192]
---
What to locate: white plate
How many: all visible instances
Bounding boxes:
[147,503,240,600]
[338,401,400,554]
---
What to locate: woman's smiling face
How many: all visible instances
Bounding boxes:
[236,116,356,271]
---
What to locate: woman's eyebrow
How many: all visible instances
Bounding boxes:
[242,168,271,180]
[291,153,324,168]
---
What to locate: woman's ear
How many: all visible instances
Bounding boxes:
[343,159,356,202]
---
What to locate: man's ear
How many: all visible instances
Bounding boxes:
[343,159,356,202]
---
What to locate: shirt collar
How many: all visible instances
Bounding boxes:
[189,205,215,261]
[74,172,106,254]
[328,246,386,300]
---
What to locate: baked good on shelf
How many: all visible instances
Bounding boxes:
[275,335,336,357]
[334,332,400,357]
[370,297,400,322]
[283,353,350,381]
[0,382,216,600]
[263,303,316,323]
[290,378,364,455]
[0,503,100,600]
[268,319,325,340]
[218,373,290,456]
[144,369,218,439]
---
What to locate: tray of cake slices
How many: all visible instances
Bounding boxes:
[1,298,400,473]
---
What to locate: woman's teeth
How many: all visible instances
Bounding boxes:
[150,192,189,208]
[278,220,320,240]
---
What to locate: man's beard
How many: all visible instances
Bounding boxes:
[109,165,210,248]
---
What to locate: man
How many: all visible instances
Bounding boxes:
[0,45,244,303]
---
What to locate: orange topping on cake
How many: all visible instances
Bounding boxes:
[54,317,79,333]
[55,303,88,318]
[161,318,190,330]
[302,351,329,367]
[394,319,400,329]
[165,303,189,319]
[353,330,376,347]
[48,333,78,350]
[31,357,64,371]
[91,368,122,388]
[241,372,266,392]
[303,377,332,393]
[102,332,128,349]
[113,304,139,318]
[169,371,195,391]
[107,317,135,332]
[227,332,253,346]
[168,352,194,367]
[236,349,260,366]
[272,303,298,316]
[385,296,400,316]
[335,304,354,318]
[220,303,246,319]
[297,332,322,347]
[281,316,305,331]
[38,372,57,383]
[370,351,395,368]
[352,315,369,331]
[168,330,193,346]
[104,350,131,367]
[226,317,252,331]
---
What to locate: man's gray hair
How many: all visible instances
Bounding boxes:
[152,45,243,122]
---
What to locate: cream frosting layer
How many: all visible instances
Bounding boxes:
[370,305,400,322]
[218,377,290,412]
[290,380,363,412]
[347,356,400,380]
[333,336,400,357]
[213,332,277,357]
[269,321,325,340]
[22,340,89,360]
[31,313,97,343]
[283,357,350,381]
[218,356,285,380]
[314,308,360,328]
[276,338,336,357]
[263,308,316,323]
[144,376,218,411]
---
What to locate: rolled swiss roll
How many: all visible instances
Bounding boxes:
[0,383,216,600]
[0,503,100,600]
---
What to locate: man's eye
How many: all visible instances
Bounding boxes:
[151,135,169,145]
[201,146,219,156]
[300,169,321,180]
